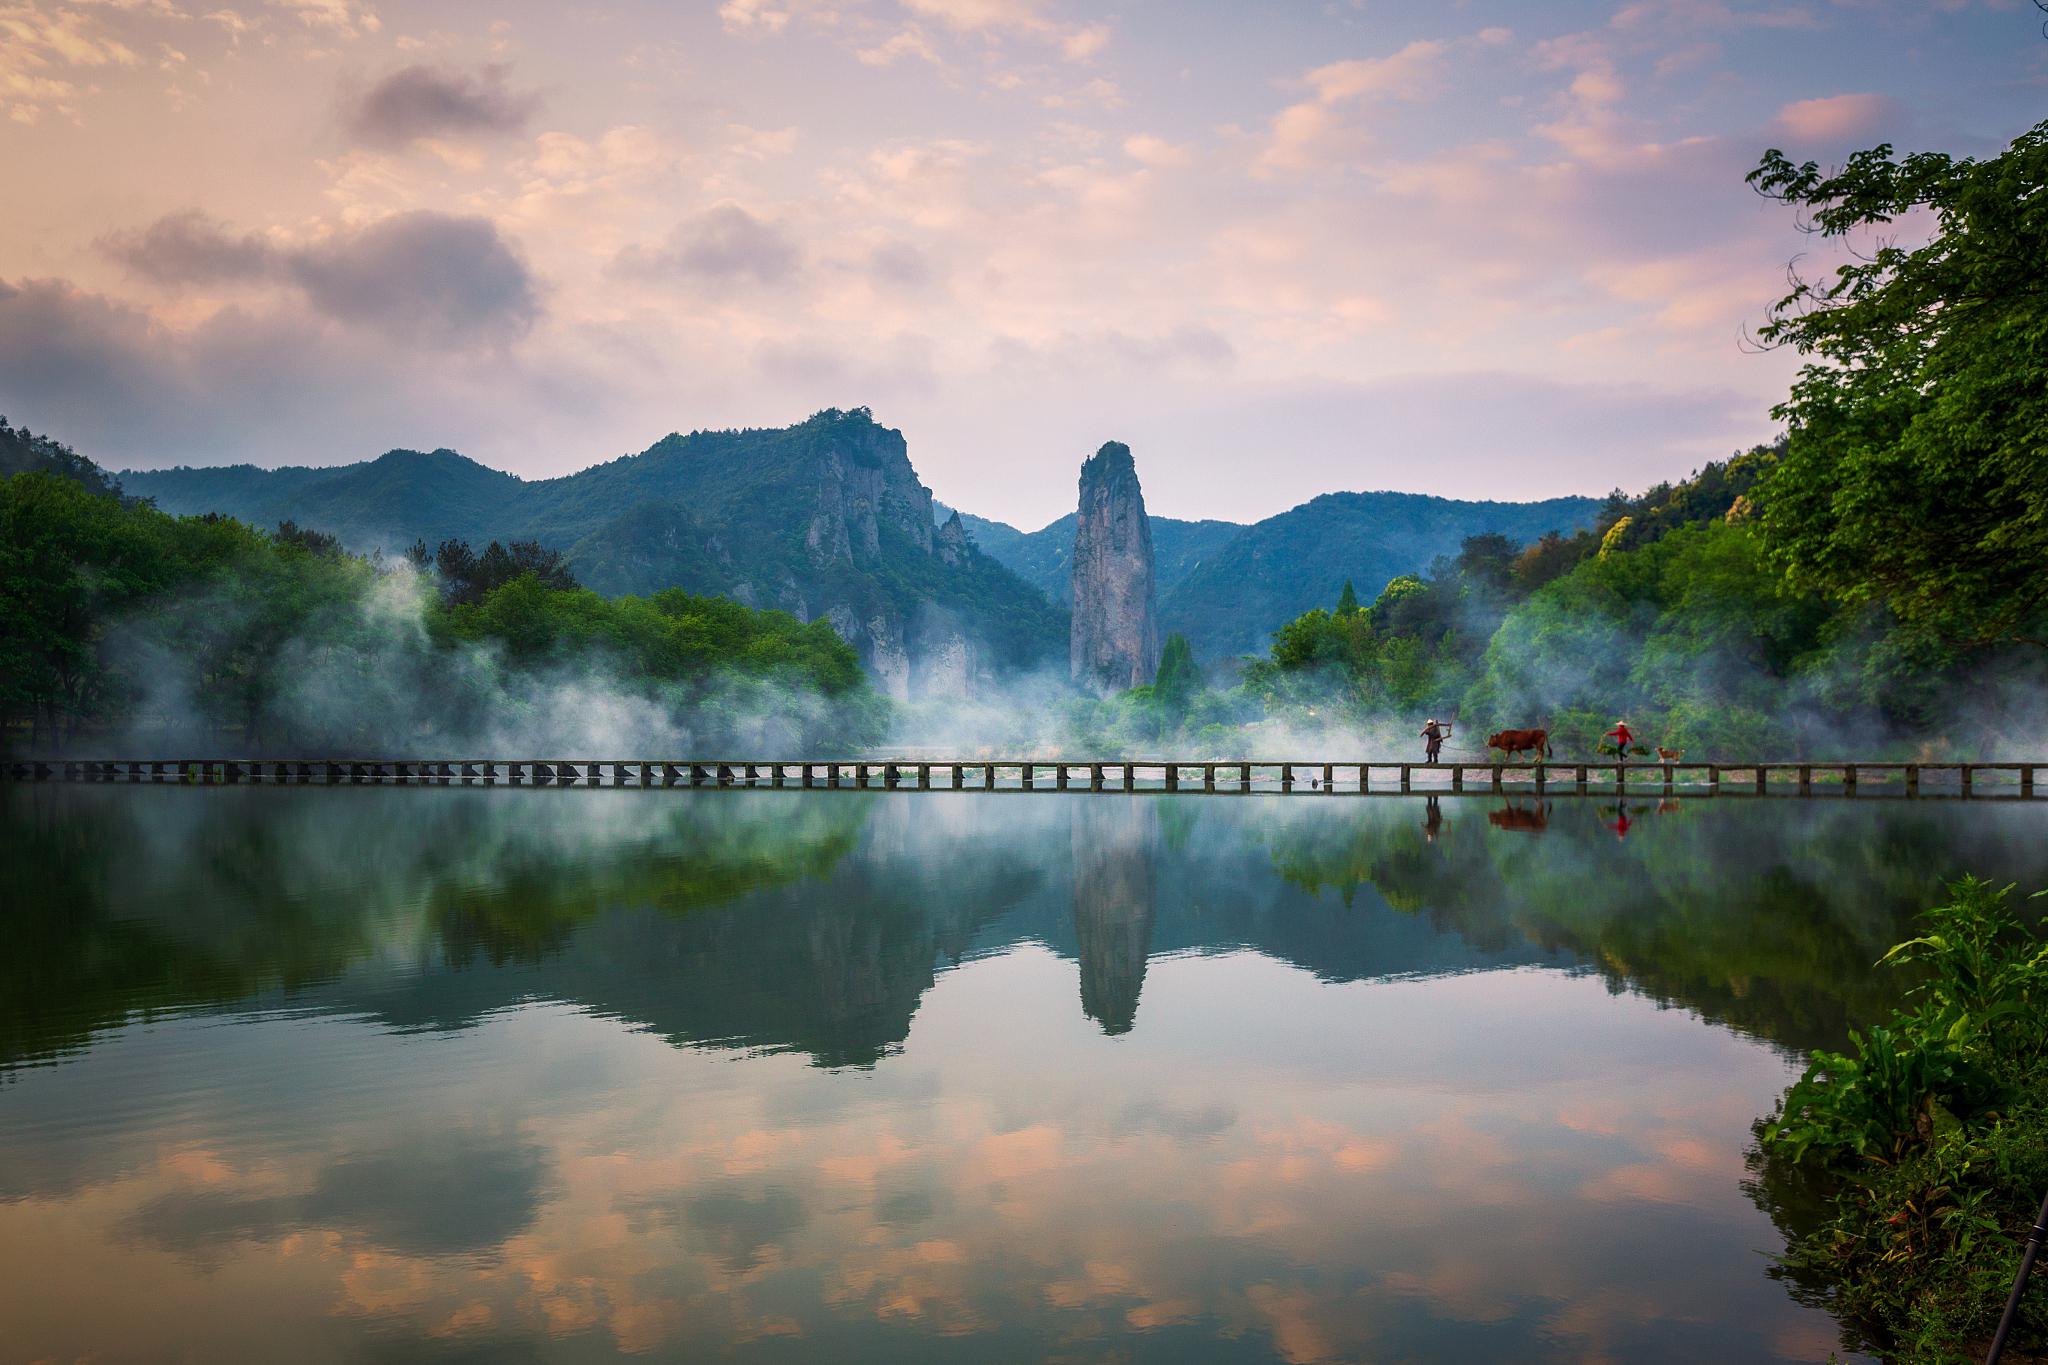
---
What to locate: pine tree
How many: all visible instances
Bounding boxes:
[1154,633,1199,718]
[1335,580,1360,615]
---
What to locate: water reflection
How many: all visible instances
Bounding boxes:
[1072,800,1157,1034]
[4,786,2047,1363]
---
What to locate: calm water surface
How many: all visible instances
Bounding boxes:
[5,785,2047,1363]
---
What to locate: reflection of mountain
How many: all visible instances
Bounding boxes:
[1070,801,1156,1035]
[12,788,2048,1076]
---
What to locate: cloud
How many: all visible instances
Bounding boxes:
[616,204,803,286]
[1123,133,1193,168]
[0,273,612,474]
[857,27,941,67]
[344,63,541,148]
[1260,39,1447,173]
[1771,92,1898,143]
[100,212,277,286]
[718,0,793,34]
[287,212,540,346]
[0,1,141,121]
[866,240,932,288]
[102,210,539,347]
[266,0,379,37]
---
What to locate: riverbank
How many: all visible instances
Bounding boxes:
[1758,878,2048,1362]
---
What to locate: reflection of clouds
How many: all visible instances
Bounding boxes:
[123,1128,556,1259]
[1,898,1854,1362]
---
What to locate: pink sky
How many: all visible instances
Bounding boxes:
[1,0,2040,526]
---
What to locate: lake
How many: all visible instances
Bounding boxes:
[4,785,2045,1363]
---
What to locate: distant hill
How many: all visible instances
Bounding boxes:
[122,409,1064,698]
[941,507,1246,607]
[953,491,1599,662]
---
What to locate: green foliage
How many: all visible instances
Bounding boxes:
[433,536,578,605]
[1153,633,1200,720]
[1756,879,2048,1360]
[1749,119,2048,652]
[0,417,122,498]
[0,471,884,753]
[1334,580,1360,616]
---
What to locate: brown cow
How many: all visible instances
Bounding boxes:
[1488,799,1550,833]
[1486,727,1552,761]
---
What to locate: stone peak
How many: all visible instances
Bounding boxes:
[1081,440,1135,478]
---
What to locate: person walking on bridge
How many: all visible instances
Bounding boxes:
[1604,718,1634,758]
[1421,717,1449,764]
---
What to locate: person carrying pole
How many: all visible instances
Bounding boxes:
[1420,717,1449,764]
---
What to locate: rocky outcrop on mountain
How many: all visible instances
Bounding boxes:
[1070,441,1160,692]
[935,510,970,566]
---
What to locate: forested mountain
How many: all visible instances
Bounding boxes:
[957,491,1597,662]
[942,507,1246,607]
[122,409,1063,698]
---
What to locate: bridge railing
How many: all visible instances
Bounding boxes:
[2,757,2039,798]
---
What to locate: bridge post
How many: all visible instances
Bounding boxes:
[2024,765,2035,798]
[1359,765,1369,793]
[1204,764,1216,792]
[1056,764,1070,790]
[1322,763,1334,792]
[950,764,964,790]
[1091,764,1104,792]
[1121,764,1134,793]
[1662,763,1674,794]
[1164,764,1178,793]
[916,763,930,788]
[1019,762,1032,791]
[1754,765,1766,795]
[1844,764,1858,795]
[1239,762,1251,791]
[1490,765,1502,793]
[1535,762,1547,793]
[1451,766,1463,793]
[1400,765,1411,792]
[1706,764,1719,792]
[1280,765,1293,792]
[1962,764,1974,797]
[1905,764,1919,797]
[1797,764,1811,795]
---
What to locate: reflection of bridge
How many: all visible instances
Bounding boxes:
[7,757,2043,797]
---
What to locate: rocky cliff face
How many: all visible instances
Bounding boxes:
[1070,441,1160,692]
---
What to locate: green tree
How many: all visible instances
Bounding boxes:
[1334,580,1360,616]
[1154,633,1200,720]
[1748,118,2048,651]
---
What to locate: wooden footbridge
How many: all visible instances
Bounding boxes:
[5,757,2043,797]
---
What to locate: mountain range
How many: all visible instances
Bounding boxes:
[119,408,1599,679]
[948,493,1597,661]
[120,409,1062,699]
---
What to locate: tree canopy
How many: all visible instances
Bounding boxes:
[1749,118,2048,651]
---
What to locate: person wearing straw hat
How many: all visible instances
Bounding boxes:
[1420,717,1448,763]
[1604,718,1635,757]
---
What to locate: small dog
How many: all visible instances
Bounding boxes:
[1655,747,1684,763]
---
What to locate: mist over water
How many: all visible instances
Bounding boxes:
[7,783,2047,1362]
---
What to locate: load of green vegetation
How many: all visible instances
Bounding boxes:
[1752,877,2048,1362]
[1,468,884,754]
